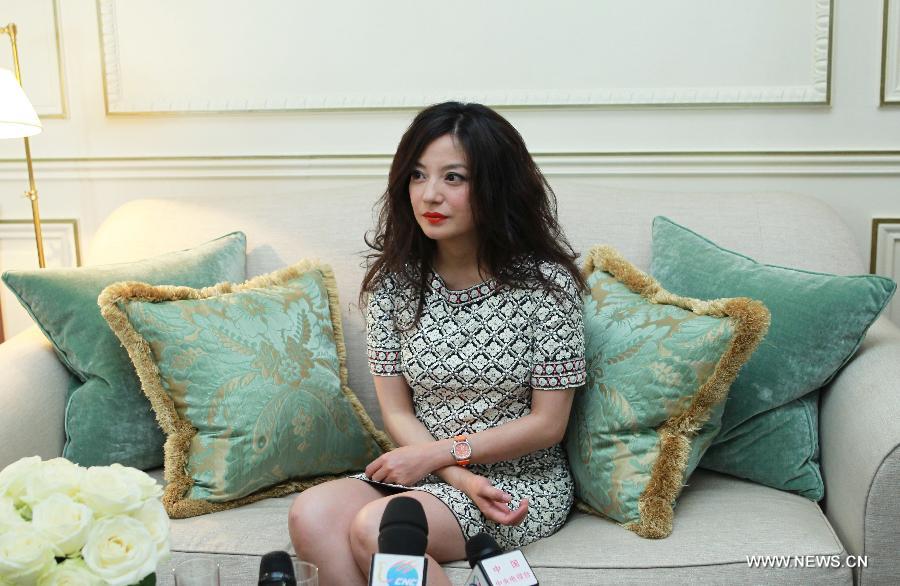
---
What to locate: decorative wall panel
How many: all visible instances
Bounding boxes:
[0,0,66,117]
[98,0,832,113]
[883,0,900,103]
[871,218,900,323]
[0,219,79,340]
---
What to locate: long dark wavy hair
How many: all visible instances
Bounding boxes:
[361,101,586,327]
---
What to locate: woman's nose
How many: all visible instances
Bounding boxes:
[422,178,441,202]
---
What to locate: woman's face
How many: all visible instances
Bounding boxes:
[409,134,476,250]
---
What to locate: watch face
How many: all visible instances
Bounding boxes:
[453,442,472,459]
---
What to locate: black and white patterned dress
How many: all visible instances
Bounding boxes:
[352,259,586,549]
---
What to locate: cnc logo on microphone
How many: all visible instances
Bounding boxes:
[372,557,422,586]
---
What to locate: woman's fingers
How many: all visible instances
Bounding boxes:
[476,493,529,526]
[364,456,380,478]
[490,487,513,502]
[365,457,384,481]
[465,476,529,526]
[506,497,529,526]
[475,482,511,503]
[482,501,522,525]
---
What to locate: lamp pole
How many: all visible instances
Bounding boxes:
[1,22,45,268]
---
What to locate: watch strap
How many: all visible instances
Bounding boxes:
[452,434,471,467]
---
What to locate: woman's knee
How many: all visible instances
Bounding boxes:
[288,484,339,550]
[290,479,386,555]
[348,500,382,561]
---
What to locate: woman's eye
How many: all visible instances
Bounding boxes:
[446,172,466,182]
[410,170,425,180]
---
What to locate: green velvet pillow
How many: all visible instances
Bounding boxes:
[99,261,392,518]
[1,233,247,470]
[650,216,897,499]
[567,246,769,538]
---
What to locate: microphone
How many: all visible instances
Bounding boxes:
[258,550,296,585]
[368,496,429,586]
[466,533,503,567]
[463,533,538,586]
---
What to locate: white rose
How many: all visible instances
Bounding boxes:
[79,466,142,517]
[0,525,57,586]
[31,493,93,556]
[0,496,26,532]
[109,464,163,500]
[37,558,105,586]
[131,499,170,558]
[0,456,42,504]
[82,516,157,586]
[23,459,85,506]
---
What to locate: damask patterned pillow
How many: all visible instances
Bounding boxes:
[565,246,769,538]
[99,261,392,518]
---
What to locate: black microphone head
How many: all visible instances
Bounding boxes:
[377,496,429,556]
[258,550,295,585]
[466,532,503,568]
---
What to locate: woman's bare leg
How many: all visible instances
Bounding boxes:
[288,478,388,586]
[348,491,467,586]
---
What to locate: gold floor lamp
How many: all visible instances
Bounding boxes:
[0,22,44,343]
[0,22,45,268]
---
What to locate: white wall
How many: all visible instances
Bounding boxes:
[1,0,899,338]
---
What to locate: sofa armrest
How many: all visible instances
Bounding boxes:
[820,316,900,585]
[0,327,71,469]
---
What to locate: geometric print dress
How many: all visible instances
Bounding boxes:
[351,258,586,549]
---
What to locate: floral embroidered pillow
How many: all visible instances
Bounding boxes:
[99,261,391,518]
[565,246,769,538]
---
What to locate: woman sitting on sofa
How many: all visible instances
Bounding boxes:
[288,101,587,585]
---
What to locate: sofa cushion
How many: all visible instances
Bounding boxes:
[1,233,247,470]
[567,245,769,538]
[100,261,392,518]
[152,468,850,585]
[650,217,896,501]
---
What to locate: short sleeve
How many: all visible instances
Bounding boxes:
[365,273,404,377]
[530,264,586,390]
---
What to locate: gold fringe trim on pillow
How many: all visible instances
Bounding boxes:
[99,260,393,519]
[575,245,771,538]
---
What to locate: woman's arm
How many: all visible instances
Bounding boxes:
[381,389,574,473]
[365,375,536,525]
[365,374,468,486]
[366,374,575,482]
[461,388,575,463]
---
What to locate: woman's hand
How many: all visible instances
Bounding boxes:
[364,444,437,486]
[463,474,529,526]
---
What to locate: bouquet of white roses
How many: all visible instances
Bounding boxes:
[0,456,170,586]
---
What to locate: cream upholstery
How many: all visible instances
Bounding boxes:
[154,469,849,585]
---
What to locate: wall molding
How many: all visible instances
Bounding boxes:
[870,217,900,273]
[98,0,832,113]
[882,0,900,104]
[870,217,900,324]
[0,219,80,267]
[48,0,67,118]
[0,219,80,341]
[4,150,900,180]
[0,0,68,117]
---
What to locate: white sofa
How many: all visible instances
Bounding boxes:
[2,180,898,585]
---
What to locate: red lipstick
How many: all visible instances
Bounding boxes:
[423,212,447,224]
